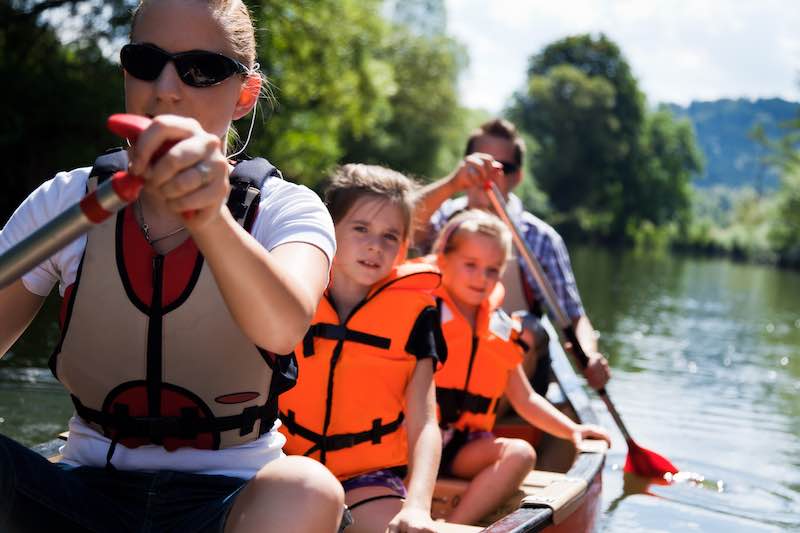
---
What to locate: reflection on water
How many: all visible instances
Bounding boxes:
[1,247,799,531]
[570,246,800,532]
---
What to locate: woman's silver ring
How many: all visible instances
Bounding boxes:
[195,162,211,186]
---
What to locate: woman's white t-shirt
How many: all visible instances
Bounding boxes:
[0,166,336,479]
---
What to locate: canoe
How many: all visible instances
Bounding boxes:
[32,319,607,532]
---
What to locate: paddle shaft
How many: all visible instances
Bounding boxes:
[0,172,142,290]
[484,182,634,443]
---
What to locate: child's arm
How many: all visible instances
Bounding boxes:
[506,365,611,446]
[388,360,440,533]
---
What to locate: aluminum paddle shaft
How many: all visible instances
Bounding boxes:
[484,181,679,477]
[0,114,173,290]
[0,172,143,290]
[483,181,634,440]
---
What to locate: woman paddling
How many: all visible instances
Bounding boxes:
[0,1,344,531]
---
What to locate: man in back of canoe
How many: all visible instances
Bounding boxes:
[413,118,611,394]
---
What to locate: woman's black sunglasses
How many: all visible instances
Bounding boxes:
[498,160,520,175]
[120,43,249,88]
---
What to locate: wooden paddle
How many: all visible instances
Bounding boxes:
[0,114,172,290]
[483,180,678,478]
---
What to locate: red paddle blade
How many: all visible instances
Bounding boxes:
[624,439,679,478]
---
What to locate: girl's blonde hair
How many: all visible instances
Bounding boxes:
[324,164,418,240]
[434,209,512,261]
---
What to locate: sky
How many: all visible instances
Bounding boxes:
[444,0,800,113]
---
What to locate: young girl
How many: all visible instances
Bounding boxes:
[0,1,344,531]
[431,210,610,525]
[279,164,444,533]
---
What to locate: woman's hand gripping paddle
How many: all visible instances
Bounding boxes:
[482,179,679,479]
[0,114,174,290]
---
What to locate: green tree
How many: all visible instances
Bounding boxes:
[1,0,125,221]
[768,170,800,263]
[247,0,394,186]
[634,108,703,230]
[340,26,466,180]
[762,110,800,263]
[508,33,702,241]
[508,34,645,238]
[510,63,619,213]
[248,0,465,188]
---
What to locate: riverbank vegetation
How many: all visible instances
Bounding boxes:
[2,1,798,268]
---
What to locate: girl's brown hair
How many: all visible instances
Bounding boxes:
[434,209,512,261]
[325,164,418,239]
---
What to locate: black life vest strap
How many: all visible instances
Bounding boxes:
[88,149,281,230]
[72,395,278,442]
[280,409,404,458]
[302,323,392,357]
[436,387,494,424]
[518,258,545,317]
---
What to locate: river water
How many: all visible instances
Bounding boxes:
[0,246,798,531]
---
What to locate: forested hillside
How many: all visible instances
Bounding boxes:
[666,98,799,191]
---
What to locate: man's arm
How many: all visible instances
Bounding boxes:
[528,226,611,389]
[412,154,502,247]
[572,314,610,390]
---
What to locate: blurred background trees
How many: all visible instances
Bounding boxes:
[2,1,798,266]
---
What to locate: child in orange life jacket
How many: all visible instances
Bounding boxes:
[279,164,446,533]
[431,210,611,525]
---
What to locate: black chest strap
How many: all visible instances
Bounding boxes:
[279,409,405,462]
[88,148,281,231]
[302,323,391,357]
[436,387,495,425]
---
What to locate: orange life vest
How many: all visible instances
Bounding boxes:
[51,150,293,455]
[279,262,440,480]
[434,283,525,432]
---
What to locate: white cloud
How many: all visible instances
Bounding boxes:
[445,0,800,112]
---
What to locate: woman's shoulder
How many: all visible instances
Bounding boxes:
[27,167,91,212]
[257,177,327,215]
[251,177,335,261]
[3,167,90,236]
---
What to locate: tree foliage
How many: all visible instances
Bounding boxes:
[339,27,466,179]
[225,0,466,188]
[1,0,126,220]
[508,33,702,242]
[1,0,466,219]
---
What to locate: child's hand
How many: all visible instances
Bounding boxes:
[386,506,436,533]
[572,423,612,447]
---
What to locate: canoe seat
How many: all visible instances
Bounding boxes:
[432,469,589,527]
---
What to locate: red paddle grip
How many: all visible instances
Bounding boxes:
[107,114,176,160]
[107,114,195,218]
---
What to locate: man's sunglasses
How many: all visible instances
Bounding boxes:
[120,43,249,88]
[497,160,520,175]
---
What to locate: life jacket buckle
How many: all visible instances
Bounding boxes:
[370,418,383,444]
